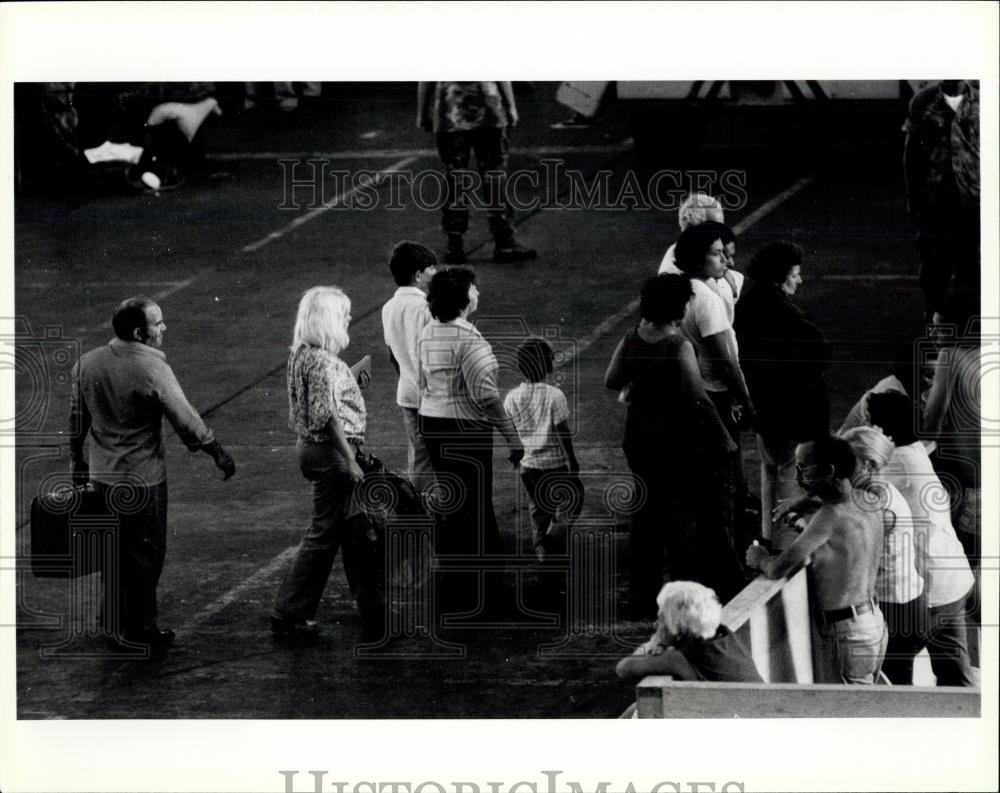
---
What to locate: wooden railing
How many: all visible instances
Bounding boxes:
[623,566,981,718]
[633,679,980,718]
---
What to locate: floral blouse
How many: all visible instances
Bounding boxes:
[287,345,365,442]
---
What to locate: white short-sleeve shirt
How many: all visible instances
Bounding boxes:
[503,382,570,470]
[682,278,735,393]
[876,482,925,605]
[658,246,743,324]
[883,442,974,608]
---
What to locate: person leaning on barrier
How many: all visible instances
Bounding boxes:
[867,390,977,687]
[615,581,762,683]
[69,296,236,650]
[840,426,927,685]
[746,435,888,684]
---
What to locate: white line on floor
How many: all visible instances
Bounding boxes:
[181,545,300,630]
[731,175,814,235]
[189,172,818,629]
[68,142,636,329]
[555,174,816,372]
[72,156,421,335]
[241,155,418,253]
[21,281,188,289]
[72,278,197,336]
[150,277,197,302]
[212,140,634,163]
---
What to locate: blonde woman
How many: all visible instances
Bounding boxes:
[271,286,385,642]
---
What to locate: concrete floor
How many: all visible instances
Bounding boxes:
[13,83,941,718]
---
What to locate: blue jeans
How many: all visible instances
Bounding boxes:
[820,606,888,684]
[272,440,384,625]
[927,594,975,687]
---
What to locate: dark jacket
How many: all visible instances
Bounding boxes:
[903,81,980,217]
[734,281,832,439]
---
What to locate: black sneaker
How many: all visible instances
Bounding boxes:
[444,233,467,264]
[493,240,537,263]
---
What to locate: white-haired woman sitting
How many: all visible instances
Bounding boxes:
[615,581,762,682]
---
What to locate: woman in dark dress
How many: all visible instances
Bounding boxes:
[606,274,743,618]
[734,242,832,542]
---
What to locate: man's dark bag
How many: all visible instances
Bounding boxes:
[30,484,116,578]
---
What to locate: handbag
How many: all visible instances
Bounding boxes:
[30,483,116,578]
[349,446,432,591]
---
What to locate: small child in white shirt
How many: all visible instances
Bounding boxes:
[503,337,583,561]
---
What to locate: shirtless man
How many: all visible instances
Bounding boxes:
[745,435,888,684]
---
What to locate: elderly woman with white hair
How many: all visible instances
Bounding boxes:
[615,581,762,682]
[658,192,726,274]
[270,286,386,643]
[841,426,927,684]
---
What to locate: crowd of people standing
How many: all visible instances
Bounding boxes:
[64,81,981,689]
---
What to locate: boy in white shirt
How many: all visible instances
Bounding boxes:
[381,241,437,493]
[503,337,583,561]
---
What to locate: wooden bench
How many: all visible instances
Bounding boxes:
[625,566,980,718]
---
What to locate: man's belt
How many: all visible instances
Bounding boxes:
[822,597,878,625]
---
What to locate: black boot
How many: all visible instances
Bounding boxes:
[494,237,537,263]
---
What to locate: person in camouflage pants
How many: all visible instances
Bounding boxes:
[417,82,537,264]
